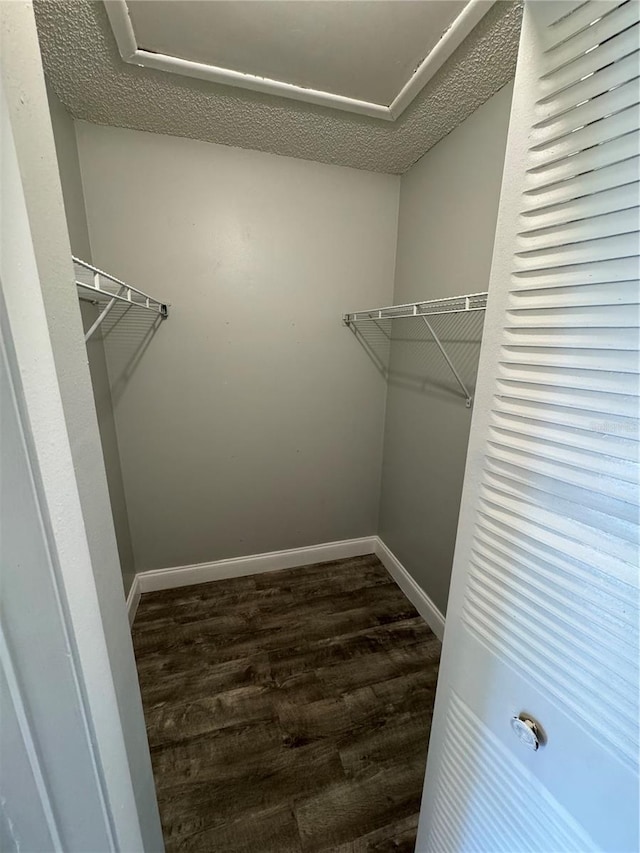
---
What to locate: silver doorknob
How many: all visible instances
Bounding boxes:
[511,714,541,751]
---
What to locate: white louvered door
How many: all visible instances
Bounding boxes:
[417,2,639,851]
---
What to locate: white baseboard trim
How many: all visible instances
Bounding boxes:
[126,574,141,627]
[135,536,378,595]
[126,535,445,641]
[374,537,445,641]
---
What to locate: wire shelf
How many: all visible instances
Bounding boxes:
[343,291,488,407]
[73,257,168,341]
[343,292,487,325]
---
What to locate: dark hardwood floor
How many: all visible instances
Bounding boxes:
[132,554,441,852]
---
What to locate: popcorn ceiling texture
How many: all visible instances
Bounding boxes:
[34,0,522,175]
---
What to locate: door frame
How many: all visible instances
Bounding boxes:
[0,4,163,849]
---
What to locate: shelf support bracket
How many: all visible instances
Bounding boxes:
[421,314,472,407]
[84,286,126,342]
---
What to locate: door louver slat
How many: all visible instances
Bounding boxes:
[492,411,638,462]
[512,255,638,286]
[542,3,639,77]
[546,0,628,45]
[536,51,639,120]
[531,89,640,149]
[520,176,640,223]
[518,202,639,243]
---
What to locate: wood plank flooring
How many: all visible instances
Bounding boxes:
[132,554,441,852]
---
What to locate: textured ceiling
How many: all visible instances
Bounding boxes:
[34,0,522,175]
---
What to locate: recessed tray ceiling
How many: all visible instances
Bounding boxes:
[105,0,499,119]
[125,0,468,106]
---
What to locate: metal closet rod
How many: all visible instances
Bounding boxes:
[343,291,488,408]
[73,256,169,342]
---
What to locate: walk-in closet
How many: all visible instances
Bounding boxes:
[2,0,638,851]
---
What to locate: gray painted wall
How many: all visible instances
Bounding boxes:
[378,82,513,615]
[46,84,136,594]
[81,305,136,593]
[44,82,91,261]
[76,123,400,572]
